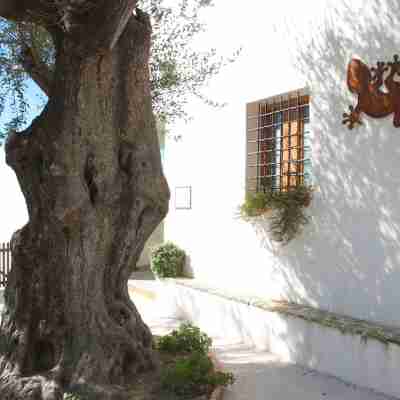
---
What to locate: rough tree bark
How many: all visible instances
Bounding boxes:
[0,1,170,399]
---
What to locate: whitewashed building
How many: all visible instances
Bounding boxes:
[161,0,400,396]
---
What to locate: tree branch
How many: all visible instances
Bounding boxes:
[0,0,23,20]
[84,0,138,53]
[1,1,142,55]
[20,46,53,96]
[0,0,55,23]
[102,0,138,51]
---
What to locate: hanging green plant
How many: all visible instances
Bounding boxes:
[240,185,313,244]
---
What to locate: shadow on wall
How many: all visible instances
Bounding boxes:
[251,0,400,326]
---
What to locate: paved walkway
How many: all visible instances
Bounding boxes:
[132,286,398,400]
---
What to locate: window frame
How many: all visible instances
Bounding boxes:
[246,89,311,194]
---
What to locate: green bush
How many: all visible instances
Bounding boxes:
[240,191,274,217]
[157,322,212,355]
[150,242,186,278]
[240,185,313,244]
[63,394,81,400]
[161,352,235,398]
[267,185,312,244]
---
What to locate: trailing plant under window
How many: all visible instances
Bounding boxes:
[240,185,313,244]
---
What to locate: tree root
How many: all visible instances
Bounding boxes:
[0,371,132,400]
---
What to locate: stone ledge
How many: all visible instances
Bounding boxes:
[168,278,400,347]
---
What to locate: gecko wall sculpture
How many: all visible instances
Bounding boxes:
[343,55,400,129]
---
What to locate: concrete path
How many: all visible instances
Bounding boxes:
[131,284,398,400]
[213,341,394,400]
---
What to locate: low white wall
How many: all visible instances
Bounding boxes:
[164,282,400,399]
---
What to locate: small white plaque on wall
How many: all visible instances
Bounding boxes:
[175,186,192,210]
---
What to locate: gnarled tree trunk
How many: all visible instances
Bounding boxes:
[0,2,169,399]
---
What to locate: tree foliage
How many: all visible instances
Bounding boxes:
[0,20,54,139]
[0,0,237,140]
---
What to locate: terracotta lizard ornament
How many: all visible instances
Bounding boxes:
[343,55,400,129]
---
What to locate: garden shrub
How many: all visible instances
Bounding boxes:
[150,241,186,278]
[157,322,212,355]
[161,351,235,398]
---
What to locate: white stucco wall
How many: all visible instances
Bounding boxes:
[0,149,28,242]
[164,0,400,326]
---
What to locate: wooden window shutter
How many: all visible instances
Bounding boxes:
[246,101,259,194]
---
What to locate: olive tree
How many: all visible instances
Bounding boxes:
[0,1,232,398]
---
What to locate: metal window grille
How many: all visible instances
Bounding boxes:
[246,89,311,193]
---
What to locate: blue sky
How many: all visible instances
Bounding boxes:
[0,80,43,242]
[0,79,45,134]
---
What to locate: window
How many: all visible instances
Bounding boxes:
[246,89,311,193]
[175,186,192,210]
